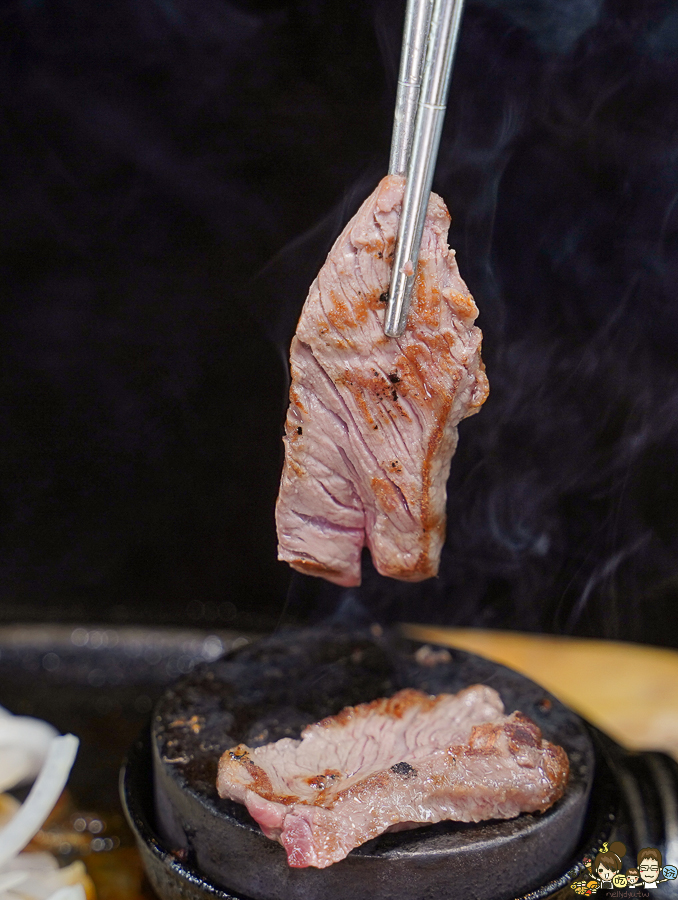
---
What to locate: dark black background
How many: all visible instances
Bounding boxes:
[3,0,678,645]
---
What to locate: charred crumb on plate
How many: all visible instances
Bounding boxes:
[168,715,204,734]
[414,645,453,667]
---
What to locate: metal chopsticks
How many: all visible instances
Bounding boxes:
[388,0,434,177]
[384,0,466,337]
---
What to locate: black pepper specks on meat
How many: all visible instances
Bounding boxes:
[379,292,388,303]
[297,427,303,435]
[388,373,400,384]
[390,761,417,778]
[391,389,398,402]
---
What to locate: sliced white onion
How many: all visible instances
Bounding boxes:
[4,852,58,874]
[0,870,28,893]
[0,735,78,870]
[0,751,36,796]
[0,719,58,792]
[10,865,88,900]
[44,888,86,900]
[3,859,89,900]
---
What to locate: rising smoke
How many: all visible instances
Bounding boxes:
[3,0,678,644]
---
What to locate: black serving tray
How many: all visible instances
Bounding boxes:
[122,706,678,900]
[148,628,595,900]
[2,625,678,900]
[119,629,678,900]
[0,623,255,895]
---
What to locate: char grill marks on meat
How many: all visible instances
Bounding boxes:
[216,686,569,869]
[275,176,489,586]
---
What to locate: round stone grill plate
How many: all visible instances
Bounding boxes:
[151,628,594,900]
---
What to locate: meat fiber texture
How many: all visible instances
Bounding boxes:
[276,176,489,586]
[216,686,569,869]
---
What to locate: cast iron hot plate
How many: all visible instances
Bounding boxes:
[124,628,607,900]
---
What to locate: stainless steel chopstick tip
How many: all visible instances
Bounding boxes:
[385,0,466,338]
[389,0,434,177]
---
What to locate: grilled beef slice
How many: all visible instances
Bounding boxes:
[216,687,569,869]
[275,176,489,586]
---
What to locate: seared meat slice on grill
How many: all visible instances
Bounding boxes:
[275,176,488,586]
[216,686,569,869]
